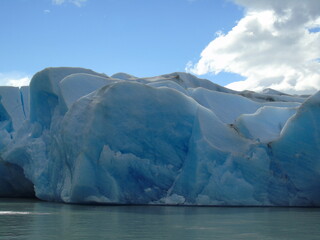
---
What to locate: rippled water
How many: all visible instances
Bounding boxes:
[0,199,319,240]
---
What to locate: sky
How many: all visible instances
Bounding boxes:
[1,0,319,94]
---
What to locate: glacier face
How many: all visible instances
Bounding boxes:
[0,67,319,206]
[0,86,34,197]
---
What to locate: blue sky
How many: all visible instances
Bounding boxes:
[0,0,244,86]
[1,0,319,94]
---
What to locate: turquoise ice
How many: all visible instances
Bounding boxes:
[0,67,319,206]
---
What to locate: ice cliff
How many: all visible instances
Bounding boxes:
[0,67,319,206]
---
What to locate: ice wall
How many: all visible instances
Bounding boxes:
[0,86,29,131]
[271,92,320,205]
[0,85,34,197]
[1,67,319,206]
[29,67,107,129]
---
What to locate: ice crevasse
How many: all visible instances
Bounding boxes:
[0,67,319,206]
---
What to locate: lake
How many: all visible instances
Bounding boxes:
[0,198,319,240]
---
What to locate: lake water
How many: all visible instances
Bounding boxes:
[0,199,319,240]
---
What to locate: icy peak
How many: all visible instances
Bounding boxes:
[111,72,137,80]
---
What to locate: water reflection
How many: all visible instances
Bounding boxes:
[0,199,319,240]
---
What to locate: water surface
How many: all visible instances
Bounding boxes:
[0,199,319,240]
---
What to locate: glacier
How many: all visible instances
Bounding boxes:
[0,67,319,206]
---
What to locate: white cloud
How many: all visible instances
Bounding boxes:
[52,0,64,5]
[187,0,320,94]
[71,0,87,7]
[52,0,87,7]
[7,77,31,87]
[0,73,31,87]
